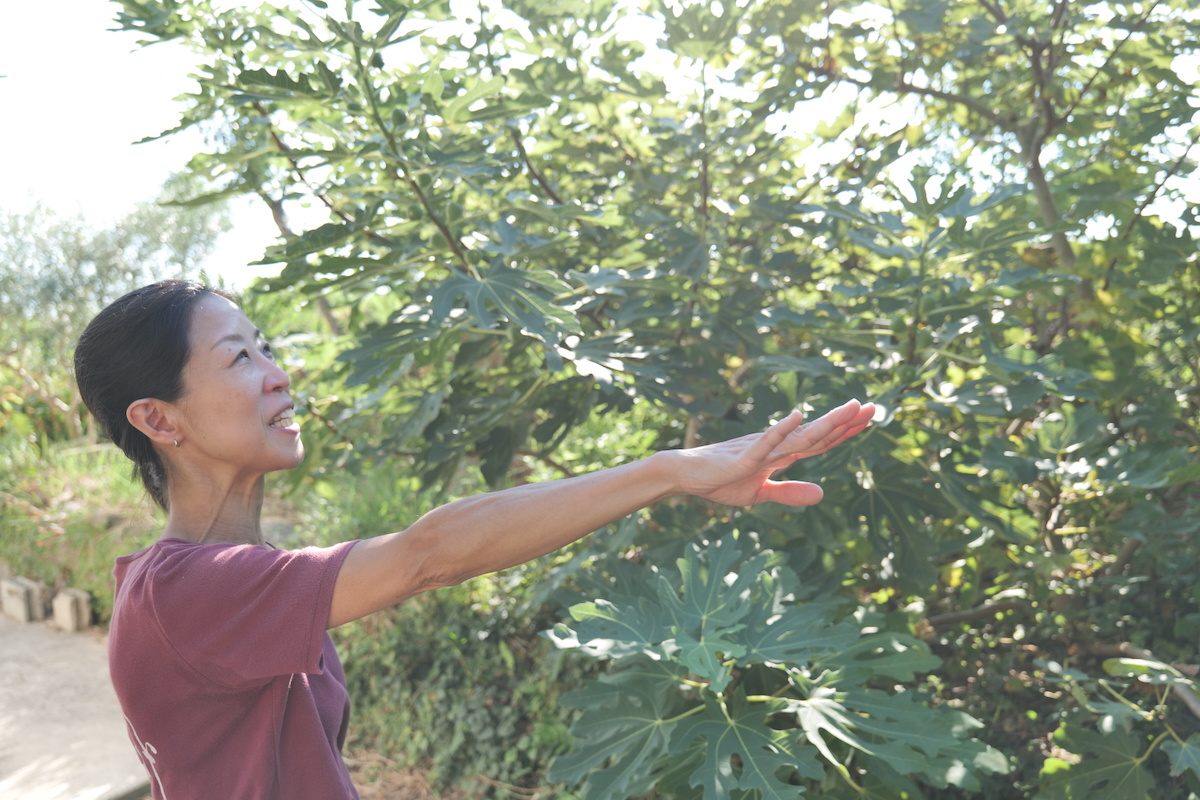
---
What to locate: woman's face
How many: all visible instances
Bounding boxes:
[173,294,304,477]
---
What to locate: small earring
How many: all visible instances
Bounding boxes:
[174,439,180,448]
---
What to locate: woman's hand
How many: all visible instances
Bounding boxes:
[671,399,876,507]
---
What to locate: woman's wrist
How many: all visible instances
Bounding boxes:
[645,449,687,502]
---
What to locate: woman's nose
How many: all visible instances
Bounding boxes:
[265,359,291,392]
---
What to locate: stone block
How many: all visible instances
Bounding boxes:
[1,578,33,622]
[13,576,50,621]
[53,588,92,632]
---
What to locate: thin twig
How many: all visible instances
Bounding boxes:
[474,774,542,797]
[261,194,344,335]
[1087,643,1200,723]
[1122,134,1199,240]
[1102,133,1199,289]
[304,402,341,435]
[835,71,1000,125]
[1059,1,1161,122]
[253,102,388,245]
[509,129,564,205]
[927,599,1029,628]
[515,449,577,478]
[349,49,477,277]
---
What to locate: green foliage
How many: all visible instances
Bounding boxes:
[1163,734,1200,780]
[0,442,163,625]
[0,178,232,623]
[0,177,230,444]
[333,575,599,793]
[547,534,1006,797]
[1041,724,1157,800]
[111,0,1200,795]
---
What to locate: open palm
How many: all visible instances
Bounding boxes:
[675,400,876,507]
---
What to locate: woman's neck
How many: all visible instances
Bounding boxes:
[161,475,267,546]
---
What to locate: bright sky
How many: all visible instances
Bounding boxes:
[0,0,281,289]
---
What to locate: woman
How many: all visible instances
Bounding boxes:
[74,280,875,799]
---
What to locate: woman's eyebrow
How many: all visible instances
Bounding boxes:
[210,329,264,350]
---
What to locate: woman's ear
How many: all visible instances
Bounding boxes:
[127,399,181,447]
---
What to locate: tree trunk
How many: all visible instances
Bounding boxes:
[1023,154,1076,269]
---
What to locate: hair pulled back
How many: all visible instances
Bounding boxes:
[75,280,237,511]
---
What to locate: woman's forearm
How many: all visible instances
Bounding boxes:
[408,450,681,587]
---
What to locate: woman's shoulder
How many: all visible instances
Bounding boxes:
[113,538,269,595]
[117,537,356,591]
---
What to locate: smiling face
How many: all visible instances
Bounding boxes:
[172,294,304,478]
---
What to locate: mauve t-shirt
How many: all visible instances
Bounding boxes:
[109,537,361,799]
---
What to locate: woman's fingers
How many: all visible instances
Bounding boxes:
[746,407,809,461]
[755,479,824,506]
[771,401,859,450]
[798,409,874,455]
[689,400,877,506]
[766,401,874,461]
[762,421,869,472]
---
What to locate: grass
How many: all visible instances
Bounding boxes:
[0,440,164,624]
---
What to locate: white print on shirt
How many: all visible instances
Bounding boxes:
[125,715,168,799]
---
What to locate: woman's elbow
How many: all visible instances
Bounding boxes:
[394,519,475,594]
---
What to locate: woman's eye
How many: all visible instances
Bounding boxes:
[236,349,250,361]
[263,344,275,360]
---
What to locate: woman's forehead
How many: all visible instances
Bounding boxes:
[191,295,257,344]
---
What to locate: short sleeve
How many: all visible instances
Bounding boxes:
[146,540,358,689]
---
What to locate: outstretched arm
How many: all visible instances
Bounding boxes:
[327,399,875,628]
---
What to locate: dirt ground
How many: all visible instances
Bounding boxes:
[344,751,466,799]
[0,613,148,800]
[121,753,453,799]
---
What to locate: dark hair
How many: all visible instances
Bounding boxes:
[74,280,238,511]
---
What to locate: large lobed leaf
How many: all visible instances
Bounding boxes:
[548,535,1001,798]
[1040,725,1155,800]
[670,692,824,800]
[548,656,689,799]
[429,262,579,345]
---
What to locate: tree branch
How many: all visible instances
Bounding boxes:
[684,415,703,450]
[253,101,388,246]
[1105,537,1141,576]
[509,129,564,205]
[1026,41,1061,152]
[349,62,477,278]
[515,448,576,478]
[260,193,344,336]
[975,0,1008,25]
[1023,154,1078,268]
[4,357,70,416]
[836,71,1001,126]
[1087,642,1200,723]
[1059,2,1162,122]
[927,599,1029,629]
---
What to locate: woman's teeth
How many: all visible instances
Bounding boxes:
[269,409,295,428]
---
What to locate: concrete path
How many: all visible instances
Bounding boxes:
[0,614,149,800]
